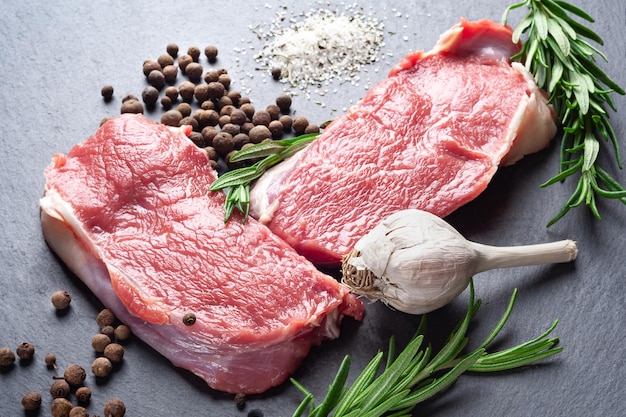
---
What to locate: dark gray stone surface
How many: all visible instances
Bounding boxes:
[1,1,624,416]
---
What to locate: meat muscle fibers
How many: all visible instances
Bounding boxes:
[40,114,364,394]
[249,19,557,265]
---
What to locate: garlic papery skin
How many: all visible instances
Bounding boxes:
[341,209,578,315]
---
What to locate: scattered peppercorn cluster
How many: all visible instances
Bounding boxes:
[100,43,320,172]
[0,291,127,416]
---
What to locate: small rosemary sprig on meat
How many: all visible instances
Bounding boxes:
[503,0,626,225]
[209,133,319,222]
[288,280,562,417]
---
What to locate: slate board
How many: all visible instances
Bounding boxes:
[1,1,625,416]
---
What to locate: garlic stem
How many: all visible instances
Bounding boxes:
[471,239,578,274]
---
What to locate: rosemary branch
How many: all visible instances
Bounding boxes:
[289,280,562,417]
[503,0,626,225]
[209,133,319,222]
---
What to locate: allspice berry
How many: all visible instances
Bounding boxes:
[103,343,125,364]
[75,386,92,404]
[51,290,72,310]
[45,353,57,369]
[103,398,126,417]
[50,379,71,399]
[101,85,114,101]
[0,346,16,366]
[63,364,86,386]
[16,342,34,360]
[96,309,116,328]
[21,391,42,411]
[51,397,73,417]
[204,45,218,62]
[114,324,132,341]
[69,406,90,417]
[92,333,112,353]
[92,357,113,378]
[120,99,144,114]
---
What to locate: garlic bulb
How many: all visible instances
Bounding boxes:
[341,209,578,314]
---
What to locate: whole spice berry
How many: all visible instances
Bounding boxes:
[218,73,231,89]
[271,67,282,80]
[50,379,71,399]
[235,392,246,410]
[204,69,219,83]
[268,120,284,139]
[51,398,73,417]
[182,312,196,326]
[265,104,280,120]
[51,397,73,417]
[178,54,193,73]
[69,406,89,417]
[178,81,196,102]
[0,346,16,366]
[163,65,178,84]
[92,333,112,353]
[248,125,271,144]
[204,45,218,62]
[177,102,192,117]
[45,353,57,368]
[279,115,293,132]
[187,46,201,61]
[92,357,113,378]
[16,342,35,360]
[101,325,115,339]
[304,124,320,134]
[114,324,132,341]
[161,96,173,109]
[141,86,159,106]
[142,59,161,77]
[21,391,42,411]
[292,116,309,134]
[180,116,199,131]
[276,94,292,113]
[164,86,179,101]
[206,81,225,99]
[75,386,92,403]
[103,398,126,417]
[157,53,174,68]
[103,343,125,364]
[101,85,114,101]
[229,109,247,126]
[51,290,72,310]
[64,364,86,386]
[212,132,234,155]
[166,43,179,57]
[185,62,203,82]
[120,99,144,114]
[161,109,183,127]
[147,70,165,89]
[252,110,271,127]
[96,309,116,328]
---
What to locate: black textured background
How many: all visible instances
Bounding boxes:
[1,1,625,416]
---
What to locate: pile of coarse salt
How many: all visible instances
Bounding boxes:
[254,7,385,93]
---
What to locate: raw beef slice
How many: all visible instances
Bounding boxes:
[250,18,558,266]
[39,114,364,394]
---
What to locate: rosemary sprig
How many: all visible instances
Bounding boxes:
[209,133,319,222]
[503,0,626,225]
[289,280,562,417]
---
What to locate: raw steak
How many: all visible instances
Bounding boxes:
[250,18,557,265]
[39,114,364,394]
